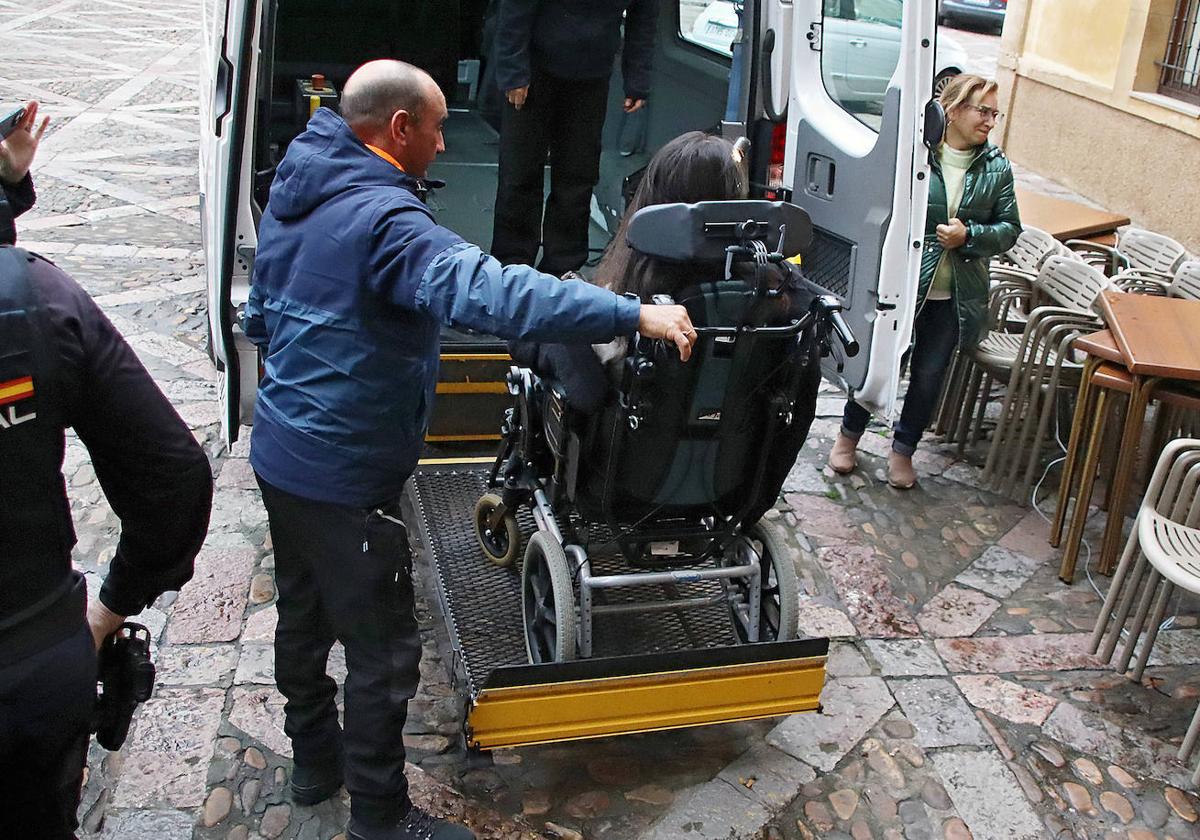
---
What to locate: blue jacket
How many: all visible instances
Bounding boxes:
[246,108,640,507]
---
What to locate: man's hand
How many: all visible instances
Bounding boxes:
[87,600,126,651]
[506,86,529,110]
[638,304,696,362]
[936,218,968,249]
[623,98,646,114]
[0,100,49,185]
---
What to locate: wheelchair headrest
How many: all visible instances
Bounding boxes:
[625,200,813,263]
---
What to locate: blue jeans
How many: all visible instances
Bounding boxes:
[842,298,959,456]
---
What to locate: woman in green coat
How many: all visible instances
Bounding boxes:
[829,74,1021,488]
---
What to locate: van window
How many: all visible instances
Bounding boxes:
[681,0,738,57]
[822,0,904,131]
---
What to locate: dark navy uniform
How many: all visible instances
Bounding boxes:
[490,0,659,275]
[0,247,213,839]
[1,172,35,245]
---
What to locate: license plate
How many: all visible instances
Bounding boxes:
[651,540,680,556]
[962,0,990,6]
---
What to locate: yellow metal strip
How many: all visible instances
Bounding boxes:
[435,382,508,395]
[467,655,826,750]
[417,455,497,465]
[441,353,511,362]
[424,433,502,443]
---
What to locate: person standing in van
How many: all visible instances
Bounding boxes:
[827,74,1020,488]
[246,60,694,840]
[490,0,657,276]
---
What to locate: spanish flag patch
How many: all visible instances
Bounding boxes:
[0,376,34,407]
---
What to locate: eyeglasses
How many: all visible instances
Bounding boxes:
[967,104,1004,122]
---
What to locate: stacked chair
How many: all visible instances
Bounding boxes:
[1068,227,1192,279]
[934,227,1063,437]
[965,256,1112,502]
[1088,438,1200,783]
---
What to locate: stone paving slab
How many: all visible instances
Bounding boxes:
[890,678,990,749]
[930,749,1046,840]
[767,677,895,772]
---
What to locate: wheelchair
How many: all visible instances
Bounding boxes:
[473,200,858,663]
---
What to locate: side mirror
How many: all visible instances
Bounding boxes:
[923,99,946,153]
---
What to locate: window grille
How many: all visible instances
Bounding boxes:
[1160,0,1200,105]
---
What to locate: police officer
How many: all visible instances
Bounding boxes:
[0,241,213,836]
[0,99,47,246]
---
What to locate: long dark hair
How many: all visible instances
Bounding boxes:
[593,131,748,300]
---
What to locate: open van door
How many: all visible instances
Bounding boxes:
[781,0,938,417]
[200,0,261,449]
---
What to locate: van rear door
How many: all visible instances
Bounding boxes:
[200,0,261,449]
[782,0,937,416]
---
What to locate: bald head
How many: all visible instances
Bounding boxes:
[341,60,436,140]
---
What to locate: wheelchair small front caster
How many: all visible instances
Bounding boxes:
[474,492,521,567]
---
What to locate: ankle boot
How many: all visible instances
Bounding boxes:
[828,433,859,475]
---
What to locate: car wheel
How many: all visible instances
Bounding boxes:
[934,69,958,98]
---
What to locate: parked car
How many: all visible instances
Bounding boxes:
[690,0,969,101]
[939,0,1006,35]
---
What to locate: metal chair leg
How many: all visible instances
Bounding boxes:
[1130,578,1175,682]
[1115,567,1162,674]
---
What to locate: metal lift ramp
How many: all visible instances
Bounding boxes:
[408,465,829,751]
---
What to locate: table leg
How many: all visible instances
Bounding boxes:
[1052,355,1101,547]
[1098,376,1160,576]
[1059,385,1110,583]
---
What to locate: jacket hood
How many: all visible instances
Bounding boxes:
[267,107,429,221]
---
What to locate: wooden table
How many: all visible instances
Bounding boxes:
[1015,187,1131,244]
[1081,293,1200,576]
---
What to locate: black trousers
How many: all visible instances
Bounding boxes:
[491,68,611,276]
[257,476,421,827]
[0,621,96,839]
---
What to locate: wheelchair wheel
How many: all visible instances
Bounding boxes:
[474,493,521,567]
[521,532,578,663]
[724,519,800,643]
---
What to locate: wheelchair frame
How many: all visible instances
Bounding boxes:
[473,202,856,663]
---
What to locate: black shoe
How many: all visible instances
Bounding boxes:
[290,759,344,806]
[347,807,475,840]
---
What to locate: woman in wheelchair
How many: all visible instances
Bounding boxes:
[509,130,806,412]
[482,131,843,662]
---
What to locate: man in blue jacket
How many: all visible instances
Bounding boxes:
[490,0,658,276]
[245,60,693,840]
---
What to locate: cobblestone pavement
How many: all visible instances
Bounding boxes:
[6,2,1200,839]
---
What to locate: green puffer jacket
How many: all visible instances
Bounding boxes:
[919,141,1021,349]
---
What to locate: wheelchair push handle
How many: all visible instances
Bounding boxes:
[812,295,860,358]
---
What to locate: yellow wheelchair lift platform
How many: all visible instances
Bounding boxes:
[407,463,829,751]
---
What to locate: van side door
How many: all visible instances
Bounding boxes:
[200,0,261,449]
[783,0,937,416]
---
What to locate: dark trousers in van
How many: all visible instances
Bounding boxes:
[257,476,421,827]
[491,68,610,276]
[0,621,97,840]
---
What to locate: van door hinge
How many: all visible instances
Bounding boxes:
[807,22,822,51]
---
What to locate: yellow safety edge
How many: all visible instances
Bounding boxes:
[435,381,508,395]
[466,654,826,750]
[441,353,511,362]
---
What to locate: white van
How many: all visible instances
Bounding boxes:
[199,0,943,449]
